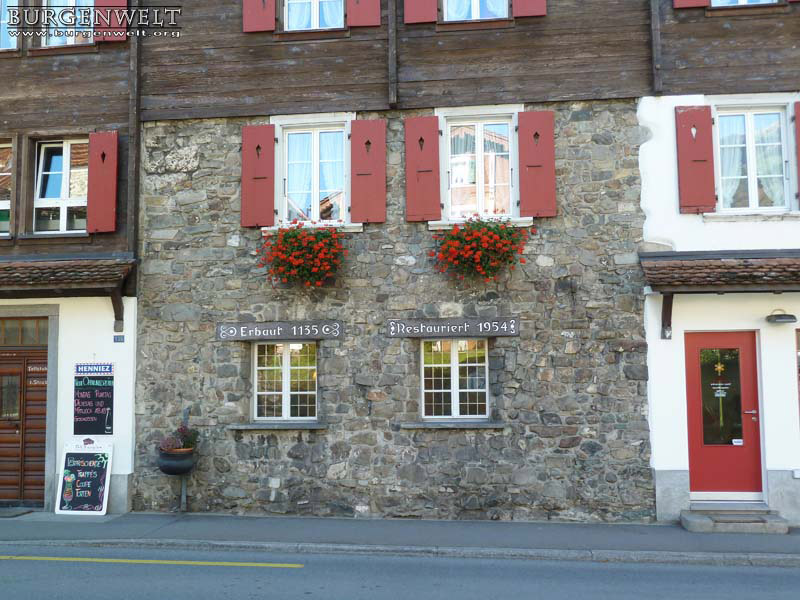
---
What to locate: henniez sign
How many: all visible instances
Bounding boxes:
[386,318,519,338]
[217,321,343,341]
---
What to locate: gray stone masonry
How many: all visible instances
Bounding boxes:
[134,100,654,522]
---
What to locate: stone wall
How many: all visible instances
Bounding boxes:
[133,100,655,522]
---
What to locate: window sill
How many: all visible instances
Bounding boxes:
[17,232,90,239]
[706,3,789,17]
[400,420,505,430]
[27,44,98,57]
[0,49,21,59]
[427,217,533,231]
[228,422,327,431]
[702,211,800,223]
[272,28,350,41]
[261,223,364,235]
[436,18,514,32]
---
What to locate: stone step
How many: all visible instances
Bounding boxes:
[681,510,789,534]
[689,501,773,514]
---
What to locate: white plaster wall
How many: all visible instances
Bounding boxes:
[638,93,800,252]
[645,293,800,476]
[0,297,137,476]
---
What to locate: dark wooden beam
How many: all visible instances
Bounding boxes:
[661,293,674,340]
[650,0,663,94]
[388,0,398,108]
[110,284,124,333]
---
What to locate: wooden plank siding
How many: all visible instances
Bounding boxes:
[659,0,800,95]
[0,40,133,261]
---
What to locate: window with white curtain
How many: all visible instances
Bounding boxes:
[447,119,513,220]
[1,0,18,50]
[444,0,508,22]
[34,140,89,233]
[710,0,778,6]
[254,343,318,420]
[283,126,346,223]
[422,339,489,419]
[0,143,11,233]
[44,0,93,47]
[715,108,790,212]
[285,0,343,30]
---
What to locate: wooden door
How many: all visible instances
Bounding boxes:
[685,332,762,493]
[0,350,47,505]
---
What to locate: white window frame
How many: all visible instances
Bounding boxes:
[283,0,344,31]
[1,0,18,50]
[442,0,509,22]
[0,141,11,235]
[710,0,779,6]
[34,139,89,234]
[420,338,490,420]
[269,112,357,230]
[252,342,318,421]
[433,105,527,228]
[43,0,94,48]
[711,102,796,214]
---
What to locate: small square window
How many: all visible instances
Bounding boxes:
[715,107,790,212]
[254,342,318,420]
[1,0,19,50]
[34,140,89,233]
[443,0,508,21]
[422,339,489,419]
[284,0,343,31]
[43,0,94,47]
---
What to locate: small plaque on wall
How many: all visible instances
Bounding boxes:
[386,318,520,338]
[217,321,343,341]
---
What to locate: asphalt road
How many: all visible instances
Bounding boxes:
[2,544,799,600]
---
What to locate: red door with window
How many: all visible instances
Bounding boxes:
[685,332,762,493]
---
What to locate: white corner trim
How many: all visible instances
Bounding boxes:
[427,217,533,231]
[261,223,364,235]
[269,112,356,127]
[434,104,525,118]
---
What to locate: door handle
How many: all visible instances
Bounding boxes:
[744,410,758,415]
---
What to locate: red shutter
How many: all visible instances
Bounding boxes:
[518,111,557,218]
[93,0,128,43]
[673,0,710,7]
[513,0,546,18]
[350,120,387,224]
[241,125,276,227]
[87,131,119,233]
[347,0,381,26]
[405,117,441,222]
[675,106,716,214]
[404,0,437,23]
[243,0,276,32]
[795,103,800,196]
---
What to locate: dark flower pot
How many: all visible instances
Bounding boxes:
[157,448,196,476]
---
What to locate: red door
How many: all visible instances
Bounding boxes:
[685,332,762,493]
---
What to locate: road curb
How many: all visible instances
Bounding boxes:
[5,538,800,567]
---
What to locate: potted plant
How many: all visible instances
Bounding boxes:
[429,217,532,282]
[258,221,348,288]
[157,425,199,476]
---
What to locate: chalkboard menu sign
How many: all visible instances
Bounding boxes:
[74,363,114,436]
[55,439,113,515]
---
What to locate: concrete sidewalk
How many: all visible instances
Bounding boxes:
[1,511,799,567]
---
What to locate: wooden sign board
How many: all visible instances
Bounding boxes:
[74,363,114,436]
[55,439,113,516]
[386,318,520,338]
[217,321,343,341]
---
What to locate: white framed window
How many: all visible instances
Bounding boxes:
[272,113,353,226]
[713,106,792,212]
[443,0,508,21]
[0,142,11,234]
[710,0,778,6]
[254,342,318,420]
[421,339,489,419]
[284,0,343,31]
[34,139,89,233]
[1,0,18,50]
[44,0,93,47]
